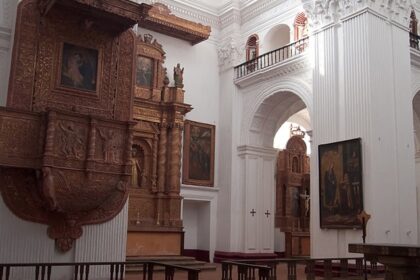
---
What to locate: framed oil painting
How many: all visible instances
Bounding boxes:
[182,120,215,187]
[60,43,98,92]
[136,56,154,88]
[318,138,363,229]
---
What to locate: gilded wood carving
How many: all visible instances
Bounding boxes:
[0,0,138,251]
[128,34,192,233]
[138,3,211,45]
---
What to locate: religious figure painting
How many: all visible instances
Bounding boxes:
[60,43,98,92]
[182,121,215,187]
[318,138,363,229]
[136,56,154,88]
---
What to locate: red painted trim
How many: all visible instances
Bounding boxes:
[274,251,285,258]
[183,249,210,262]
[213,251,278,263]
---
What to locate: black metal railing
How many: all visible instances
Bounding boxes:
[410,32,420,50]
[222,257,382,280]
[0,261,200,280]
[234,36,309,79]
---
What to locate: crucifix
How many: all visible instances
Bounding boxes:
[357,210,371,280]
[250,209,256,217]
[265,210,271,218]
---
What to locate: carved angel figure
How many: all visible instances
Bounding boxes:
[58,122,84,158]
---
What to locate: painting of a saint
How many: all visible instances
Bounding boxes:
[136,56,154,88]
[182,121,215,186]
[60,43,98,91]
[318,138,363,228]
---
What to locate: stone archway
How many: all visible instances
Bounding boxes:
[237,79,312,256]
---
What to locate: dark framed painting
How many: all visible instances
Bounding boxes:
[182,120,215,187]
[60,43,98,92]
[136,56,154,88]
[318,138,363,229]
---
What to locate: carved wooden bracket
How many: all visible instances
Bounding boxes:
[0,109,134,252]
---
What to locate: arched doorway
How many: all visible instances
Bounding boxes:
[239,82,312,256]
[263,24,290,53]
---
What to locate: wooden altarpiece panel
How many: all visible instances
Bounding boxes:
[0,0,139,252]
[127,33,192,256]
[275,134,310,257]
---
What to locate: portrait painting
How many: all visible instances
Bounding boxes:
[318,138,363,228]
[136,56,154,88]
[182,121,215,187]
[60,43,98,92]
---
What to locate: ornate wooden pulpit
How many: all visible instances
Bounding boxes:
[0,0,141,252]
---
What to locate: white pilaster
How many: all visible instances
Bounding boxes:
[306,0,418,257]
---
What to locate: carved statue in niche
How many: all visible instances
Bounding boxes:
[131,145,146,187]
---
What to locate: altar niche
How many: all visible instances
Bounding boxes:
[126,34,192,257]
[275,133,310,257]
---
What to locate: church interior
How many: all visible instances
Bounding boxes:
[1,0,420,279]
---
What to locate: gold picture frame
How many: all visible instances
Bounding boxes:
[182,120,215,187]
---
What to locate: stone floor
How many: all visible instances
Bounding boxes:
[126,263,384,280]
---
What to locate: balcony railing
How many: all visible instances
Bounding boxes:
[234,36,309,79]
[410,32,420,50]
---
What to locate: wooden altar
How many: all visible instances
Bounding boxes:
[349,243,420,280]
[275,127,310,257]
[126,33,192,256]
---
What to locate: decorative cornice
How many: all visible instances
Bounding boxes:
[234,52,312,88]
[237,145,278,158]
[220,8,241,29]
[141,0,293,32]
[0,27,11,52]
[303,0,414,30]
[241,0,287,24]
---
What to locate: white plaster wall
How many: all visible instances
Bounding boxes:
[197,201,211,250]
[274,229,285,253]
[181,186,218,261]
[183,201,199,249]
[416,157,420,244]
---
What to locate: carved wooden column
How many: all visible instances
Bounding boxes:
[156,122,168,225]
[168,122,182,194]
[167,120,183,226]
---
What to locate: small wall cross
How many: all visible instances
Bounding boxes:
[250,209,256,216]
[265,210,271,218]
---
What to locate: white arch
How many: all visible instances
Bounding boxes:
[241,77,313,146]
